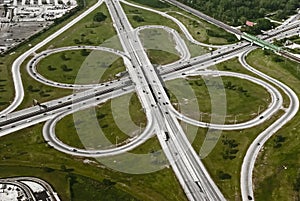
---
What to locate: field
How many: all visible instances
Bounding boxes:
[39,3,122,51]
[0,0,99,111]
[168,12,237,45]
[56,93,146,149]
[246,49,300,201]
[0,123,187,200]
[167,58,271,124]
[37,50,126,85]
[127,0,238,45]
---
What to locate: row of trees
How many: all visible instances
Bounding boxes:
[177,0,299,26]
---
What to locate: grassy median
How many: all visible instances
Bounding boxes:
[246,49,300,201]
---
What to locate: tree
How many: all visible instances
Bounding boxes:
[80,49,90,56]
[132,15,144,22]
[218,171,232,180]
[93,12,107,22]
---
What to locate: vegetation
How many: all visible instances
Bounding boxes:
[0,123,187,201]
[186,109,284,200]
[37,50,126,85]
[71,175,139,201]
[121,3,181,32]
[246,49,300,200]
[17,56,71,110]
[241,18,274,35]
[0,0,99,111]
[147,50,180,66]
[129,0,170,9]
[40,4,121,50]
[124,1,237,45]
[168,74,270,124]
[56,93,146,149]
[93,12,107,22]
[177,0,299,26]
[168,12,237,44]
[132,15,145,22]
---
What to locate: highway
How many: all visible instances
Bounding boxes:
[0,177,60,201]
[168,70,283,130]
[163,0,242,36]
[0,0,105,116]
[27,45,130,89]
[0,0,299,200]
[107,0,225,200]
[239,48,299,201]
[121,0,233,48]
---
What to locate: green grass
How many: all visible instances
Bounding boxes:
[245,49,300,201]
[123,3,209,57]
[183,109,284,200]
[71,175,139,201]
[128,0,171,9]
[168,12,237,45]
[0,57,14,111]
[0,123,187,201]
[138,28,181,65]
[147,50,180,65]
[17,57,72,110]
[127,0,238,45]
[0,0,99,111]
[121,2,181,32]
[212,57,291,108]
[168,75,270,124]
[56,93,146,149]
[37,50,126,84]
[39,4,122,51]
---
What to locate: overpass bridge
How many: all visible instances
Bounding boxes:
[242,32,282,52]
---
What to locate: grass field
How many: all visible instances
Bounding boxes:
[37,50,126,85]
[127,0,171,9]
[122,2,181,32]
[39,3,122,51]
[246,49,300,201]
[17,57,72,110]
[56,93,146,149]
[127,0,238,45]
[168,12,237,45]
[147,50,180,65]
[0,123,187,201]
[138,28,181,65]
[167,73,270,124]
[211,57,291,108]
[185,109,284,200]
[123,2,209,57]
[0,0,99,111]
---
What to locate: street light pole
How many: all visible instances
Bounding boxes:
[116,136,119,146]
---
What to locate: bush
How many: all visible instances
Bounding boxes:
[132,15,144,22]
[218,171,232,180]
[93,12,107,22]
[80,49,90,56]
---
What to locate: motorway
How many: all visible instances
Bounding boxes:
[0,0,299,200]
[239,48,300,200]
[0,177,60,201]
[107,0,225,200]
[0,0,105,116]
